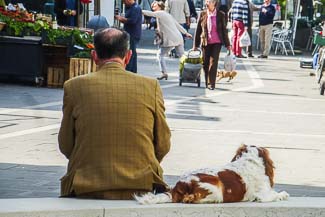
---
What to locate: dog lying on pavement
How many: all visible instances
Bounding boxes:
[135,144,289,204]
[216,71,237,82]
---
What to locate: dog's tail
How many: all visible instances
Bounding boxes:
[134,192,172,205]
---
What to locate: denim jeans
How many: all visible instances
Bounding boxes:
[126,37,140,73]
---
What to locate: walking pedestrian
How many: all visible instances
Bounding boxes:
[142,1,192,80]
[193,0,231,90]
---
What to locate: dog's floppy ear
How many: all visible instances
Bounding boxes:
[231,144,247,162]
[258,147,275,187]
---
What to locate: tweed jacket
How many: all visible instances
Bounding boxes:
[58,63,171,199]
[194,10,230,48]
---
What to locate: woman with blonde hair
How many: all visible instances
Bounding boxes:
[143,1,192,80]
[193,0,231,90]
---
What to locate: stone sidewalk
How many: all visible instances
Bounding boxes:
[1,27,325,199]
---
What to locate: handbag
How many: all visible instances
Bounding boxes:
[239,30,251,47]
[154,29,163,46]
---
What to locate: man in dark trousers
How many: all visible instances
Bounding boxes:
[258,0,275,58]
[115,0,142,73]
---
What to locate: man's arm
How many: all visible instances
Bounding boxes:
[153,80,171,162]
[58,82,75,159]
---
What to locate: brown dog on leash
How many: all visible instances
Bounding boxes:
[216,71,237,82]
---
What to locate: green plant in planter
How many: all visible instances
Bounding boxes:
[6,19,27,36]
[43,28,78,45]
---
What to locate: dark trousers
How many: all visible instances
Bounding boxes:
[247,25,253,56]
[202,43,222,88]
[126,36,139,73]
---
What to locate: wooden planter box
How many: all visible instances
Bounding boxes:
[46,57,96,88]
[47,67,65,87]
[69,58,92,79]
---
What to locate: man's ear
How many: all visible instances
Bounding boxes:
[91,50,99,65]
[124,50,132,66]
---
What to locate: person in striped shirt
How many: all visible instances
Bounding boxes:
[230,0,249,58]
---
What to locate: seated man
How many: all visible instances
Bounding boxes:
[58,28,171,199]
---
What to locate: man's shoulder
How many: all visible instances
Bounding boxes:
[63,73,92,88]
[130,72,158,86]
[133,3,142,11]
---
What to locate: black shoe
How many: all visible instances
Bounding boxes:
[236,55,247,58]
[248,54,254,58]
[258,55,268,58]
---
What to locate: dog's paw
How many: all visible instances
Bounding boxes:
[276,191,289,201]
[254,190,289,202]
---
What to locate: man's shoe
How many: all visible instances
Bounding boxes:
[258,55,268,59]
[248,54,254,58]
[236,55,247,58]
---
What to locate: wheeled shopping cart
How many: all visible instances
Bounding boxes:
[179,49,203,87]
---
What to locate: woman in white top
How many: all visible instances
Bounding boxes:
[143,1,192,80]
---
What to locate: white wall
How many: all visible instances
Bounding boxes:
[101,0,115,26]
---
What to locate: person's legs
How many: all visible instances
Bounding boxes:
[247,25,253,57]
[236,21,245,56]
[126,37,139,73]
[174,44,185,57]
[157,46,173,79]
[202,45,211,88]
[208,43,222,89]
[263,24,273,56]
[232,20,245,56]
[259,25,266,56]
[232,21,238,55]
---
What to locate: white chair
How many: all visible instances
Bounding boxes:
[272,29,295,56]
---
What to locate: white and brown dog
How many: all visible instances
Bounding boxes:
[216,70,237,82]
[135,145,289,204]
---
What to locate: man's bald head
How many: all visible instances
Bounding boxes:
[94,28,130,60]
